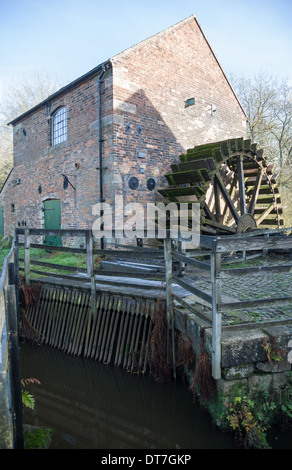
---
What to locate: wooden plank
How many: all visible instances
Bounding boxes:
[256,204,274,225]
[28,260,87,273]
[172,252,211,272]
[86,293,101,357]
[220,296,292,310]
[103,296,118,362]
[21,243,86,254]
[216,235,292,253]
[58,289,73,349]
[172,275,212,305]
[90,293,106,358]
[99,296,114,361]
[173,295,212,323]
[53,289,68,348]
[106,298,122,364]
[95,295,110,360]
[220,263,292,278]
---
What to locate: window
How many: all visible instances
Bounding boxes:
[52,107,67,145]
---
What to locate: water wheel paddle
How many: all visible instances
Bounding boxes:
[158,138,283,235]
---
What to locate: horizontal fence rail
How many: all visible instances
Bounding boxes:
[15,227,292,380]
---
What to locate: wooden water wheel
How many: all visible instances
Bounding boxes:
[158,138,283,235]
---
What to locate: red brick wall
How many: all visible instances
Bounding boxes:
[109,16,246,210]
[0,68,114,238]
[0,16,247,237]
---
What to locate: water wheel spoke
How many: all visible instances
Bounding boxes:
[247,168,263,215]
[214,173,240,223]
[256,204,274,225]
[237,156,246,216]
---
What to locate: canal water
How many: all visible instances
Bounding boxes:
[19,342,236,450]
[19,343,292,450]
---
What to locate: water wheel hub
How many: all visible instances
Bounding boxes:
[236,213,257,233]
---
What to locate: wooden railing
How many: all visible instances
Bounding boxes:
[0,236,23,449]
[15,227,292,380]
[171,227,292,379]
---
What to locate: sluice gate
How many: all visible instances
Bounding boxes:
[24,285,159,373]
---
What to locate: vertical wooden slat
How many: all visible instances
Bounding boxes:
[63,290,78,351]
[40,288,53,343]
[69,291,85,354]
[99,296,113,361]
[90,293,105,358]
[123,302,135,368]
[58,289,73,349]
[52,289,68,347]
[102,296,117,362]
[94,295,109,360]
[86,294,101,357]
[106,297,122,365]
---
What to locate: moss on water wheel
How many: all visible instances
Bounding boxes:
[158,138,283,235]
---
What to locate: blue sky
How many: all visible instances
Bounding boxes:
[0,0,291,99]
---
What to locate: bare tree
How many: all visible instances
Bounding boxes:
[0,70,63,188]
[231,72,292,186]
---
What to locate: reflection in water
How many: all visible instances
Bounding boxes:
[20,343,237,449]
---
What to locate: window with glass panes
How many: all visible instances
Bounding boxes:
[52,107,67,145]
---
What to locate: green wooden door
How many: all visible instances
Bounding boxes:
[44,199,62,246]
[0,207,3,237]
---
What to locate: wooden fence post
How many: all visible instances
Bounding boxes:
[164,236,176,380]
[86,230,96,298]
[24,228,30,286]
[211,239,222,380]
[5,285,24,449]
[14,230,20,322]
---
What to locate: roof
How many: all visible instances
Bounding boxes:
[8,60,111,126]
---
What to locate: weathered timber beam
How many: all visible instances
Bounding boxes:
[220,263,292,278]
[248,168,263,215]
[220,296,292,310]
[256,204,275,225]
[216,235,292,253]
[172,275,212,305]
[214,174,240,223]
[172,252,211,271]
[237,155,247,215]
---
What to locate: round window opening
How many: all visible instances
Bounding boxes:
[129,176,139,190]
[147,178,156,191]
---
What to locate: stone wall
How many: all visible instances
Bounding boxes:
[175,309,292,400]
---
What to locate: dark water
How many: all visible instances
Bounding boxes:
[19,343,236,450]
[19,343,292,450]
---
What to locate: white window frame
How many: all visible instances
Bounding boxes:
[52,107,67,145]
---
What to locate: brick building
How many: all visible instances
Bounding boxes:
[0,15,246,240]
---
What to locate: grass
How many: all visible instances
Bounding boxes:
[0,242,88,278]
